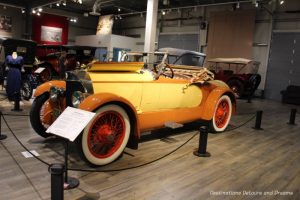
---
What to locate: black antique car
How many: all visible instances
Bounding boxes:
[0,37,38,100]
[35,44,97,82]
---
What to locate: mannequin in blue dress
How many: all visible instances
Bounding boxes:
[5,52,23,101]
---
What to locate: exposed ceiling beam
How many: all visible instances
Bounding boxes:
[29,0,61,9]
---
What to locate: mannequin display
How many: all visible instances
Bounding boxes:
[5,52,23,101]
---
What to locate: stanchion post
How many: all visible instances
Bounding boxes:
[287,108,297,125]
[63,139,79,190]
[0,111,7,140]
[49,163,64,200]
[253,110,263,130]
[11,92,22,112]
[193,126,211,157]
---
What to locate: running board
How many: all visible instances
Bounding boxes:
[164,121,183,129]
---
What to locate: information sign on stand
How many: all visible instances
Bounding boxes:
[46,107,95,189]
[46,107,95,142]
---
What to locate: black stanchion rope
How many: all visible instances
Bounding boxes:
[1,114,50,166]
[1,111,256,173]
[69,131,199,173]
[0,141,43,200]
[222,113,256,133]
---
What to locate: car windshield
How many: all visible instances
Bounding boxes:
[173,53,205,67]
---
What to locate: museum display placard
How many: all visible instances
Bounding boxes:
[46,107,95,141]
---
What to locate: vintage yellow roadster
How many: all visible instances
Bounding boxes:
[29,51,236,166]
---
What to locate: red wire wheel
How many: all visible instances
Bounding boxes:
[211,95,232,132]
[82,105,130,166]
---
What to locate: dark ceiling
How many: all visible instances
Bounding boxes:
[0,0,272,16]
[1,0,296,17]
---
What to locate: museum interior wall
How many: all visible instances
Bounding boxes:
[0,0,299,99]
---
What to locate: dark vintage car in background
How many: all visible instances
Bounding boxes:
[35,44,97,82]
[205,58,261,98]
[156,49,262,98]
[0,37,39,100]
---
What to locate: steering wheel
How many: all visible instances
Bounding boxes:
[154,62,174,79]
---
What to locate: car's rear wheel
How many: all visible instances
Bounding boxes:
[81,104,130,166]
[210,95,232,132]
[30,93,53,138]
[227,79,244,98]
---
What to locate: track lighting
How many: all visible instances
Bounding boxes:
[280,0,284,5]
[38,7,43,12]
[162,10,166,15]
[63,1,67,6]
[32,9,36,14]
[56,2,60,7]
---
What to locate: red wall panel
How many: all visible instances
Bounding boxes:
[32,13,68,45]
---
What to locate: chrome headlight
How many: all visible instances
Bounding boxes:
[72,91,84,108]
[49,86,58,102]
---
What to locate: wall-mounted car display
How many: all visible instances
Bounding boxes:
[205,58,261,98]
[0,37,39,100]
[35,45,97,82]
[29,52,236,166]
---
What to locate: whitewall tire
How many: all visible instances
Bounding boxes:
[82,104,130,166]
[211,95,232,132]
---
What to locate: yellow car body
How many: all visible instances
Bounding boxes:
[30,61,235,166]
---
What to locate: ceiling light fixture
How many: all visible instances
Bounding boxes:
[37,12,41,16]
[38,7,43,12]
[32,9,36,14]
[280,0,284,5]
[56,2,60,6]
[21,9,25,14]
[162,10,166,15]
[118,8,121,12]
[236,2,240,9]
[255,2,258,7]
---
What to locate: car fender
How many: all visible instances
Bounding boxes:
[201,87,236,120]
[79,93,140,149]
[34,80,66,97]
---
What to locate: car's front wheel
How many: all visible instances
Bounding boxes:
[30,93,53,138]
[81,104,131,166]
[210,95,232,132]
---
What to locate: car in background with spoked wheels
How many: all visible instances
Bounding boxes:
[29,51,236,166]
[205,58,261,98]
[35,45,97,82]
